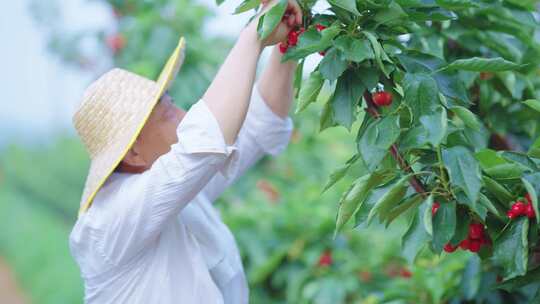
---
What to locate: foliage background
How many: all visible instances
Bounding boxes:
[1,0,539,303]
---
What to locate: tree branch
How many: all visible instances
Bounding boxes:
[363,91,427,197]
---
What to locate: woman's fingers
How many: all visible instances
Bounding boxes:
[261,0,272,7]
[263,0,301,27]
[287,14,296,27]
[254,0,302,46]
[288,0,302,25]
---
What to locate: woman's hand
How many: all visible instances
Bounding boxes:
[253,0,303,47]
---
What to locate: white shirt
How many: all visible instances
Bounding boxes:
[69,83,293,304]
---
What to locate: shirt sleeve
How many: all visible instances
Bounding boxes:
[201,82,294,202]
[97,98,239,265]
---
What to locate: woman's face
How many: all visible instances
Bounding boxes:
[120,93,186,172]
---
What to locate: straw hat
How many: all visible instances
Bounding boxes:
[73,37,186,216]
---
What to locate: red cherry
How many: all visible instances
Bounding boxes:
[358,271,372,282]
[459,239,470,250]
[287,30,298,46]
[278,42,288,54]
[507,210,518,219]
[106,34,126,54]
[431,202,440,216]
[315,24,327,31]
[511,201,527,216]
[526,203,536,219]
[443,243,457,253]
[468,240,482,253]
[468,223,484,240]
[399,268,412,278]
[318,250,332,267]
[372,91,393,107]
[318,51,326,56]
[525,193,532,205]
[287,28,305,47]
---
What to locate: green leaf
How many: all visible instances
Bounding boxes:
[523,175,540,225]
[456,191,487,220]
[402,206,430,264]
[475,149,524,180]
[422,195,435,236]
[408,7,456,21]
[367,175,410,224]
[328,0,360,16]
[374,1,407,25]
[282,26,341,61]
[333,36,374,63]
[444,57,521,72]
[355,179,396,228]
[363,31,393,78]
[433,71,470,103]
[396,51,446,74]
[442,146,482,203]
[529,136,540,159]
[419,106,447,146]
[523,99,540,113]
[385,194,423,227]
[402,73,439,121]
[501,152,538,172]
[358,115,401,172]
[293,58,304,99]
[320,99,336,131]
[475,149,509,169]
[322,154,358,193]
[435,0,479,9]
[449,208,471,245]
[249,245,289,284]
[357,66,379,91]
[482,176,514,206]
[478,193,503,219]
[257,0,288,41]
[484,164,524,180]
[451,106,481,131]
[296,71,324,113]
[400,125,429,151]
[319,48,348,81]
[233,0,260,14]
[460,255,482,300]
[491,217,529,280]
[330,69,364,129]
[504,0,538,9]
[334,172,385,235]
[498,267,540,291]
[432,200,456,253]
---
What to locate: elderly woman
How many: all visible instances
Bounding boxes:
[68,0,302,303]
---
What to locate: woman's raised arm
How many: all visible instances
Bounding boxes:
[202,0,302,145]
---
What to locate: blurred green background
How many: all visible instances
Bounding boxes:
[0,0,512,303]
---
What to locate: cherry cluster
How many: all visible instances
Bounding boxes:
[444,223,491,253]
[317,250,332,267]
[433,202,491,254]
[507,194,536,219]
[278,23,327,55]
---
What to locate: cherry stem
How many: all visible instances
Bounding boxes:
[363,91,427,197]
